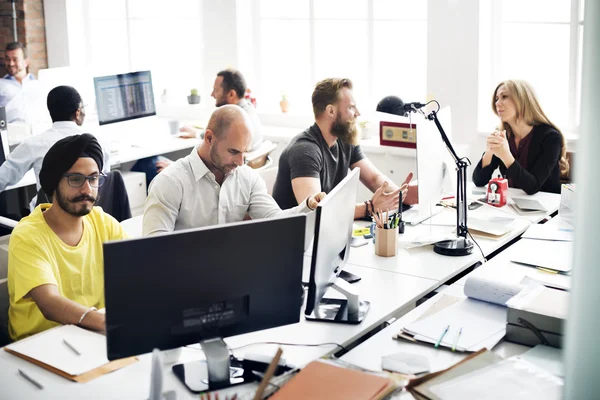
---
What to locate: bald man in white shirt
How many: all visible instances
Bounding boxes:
[143,105,325,236]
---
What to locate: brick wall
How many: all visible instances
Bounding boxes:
[0,0,47,76]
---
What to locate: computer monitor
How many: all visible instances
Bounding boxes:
[103,214,306,393]
[93,70,156,125]
[404,107,454,225]
[304,168,369,324]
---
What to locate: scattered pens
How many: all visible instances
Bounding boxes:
[18,369,44,390]
[435,325,450,348]
[452,327,463,352]
[63,338,81,356]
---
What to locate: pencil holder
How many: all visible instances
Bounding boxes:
[375,227,398,257]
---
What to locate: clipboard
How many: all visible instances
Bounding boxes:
[4,347,137,383]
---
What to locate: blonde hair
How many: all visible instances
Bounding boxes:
[492,80,569,176]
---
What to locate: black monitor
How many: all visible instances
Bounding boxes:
[103,215,306,393]
[93,70,156,125]
[305,168,370,324]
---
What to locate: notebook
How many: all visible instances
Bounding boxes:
[270,360,397,400]
[399,274,526,352]
[4,325,137,382]
[510,197,547,213]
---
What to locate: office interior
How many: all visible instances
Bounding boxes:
[0,0,599,398]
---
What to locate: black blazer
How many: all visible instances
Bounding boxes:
[472,124,563,194]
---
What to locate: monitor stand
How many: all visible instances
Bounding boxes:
[172,338,256,394]
[305,278,370,324]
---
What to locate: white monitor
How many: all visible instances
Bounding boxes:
[405,107,454,225]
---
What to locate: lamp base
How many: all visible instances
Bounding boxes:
[434,237,474,256]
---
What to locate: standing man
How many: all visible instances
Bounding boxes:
[0,42,37,122]
[0,85,110,211]
[143,105,324,236]
[273,78,417,219]
[7,134,128,341]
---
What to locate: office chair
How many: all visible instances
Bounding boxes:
[0,233,11,346]
[245,140,278,169]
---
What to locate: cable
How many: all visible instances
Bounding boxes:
[426,99,441,112]
[467,230,486,263]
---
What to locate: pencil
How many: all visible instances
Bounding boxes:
[452,327,462,352]
[253,347,283,400]
[18,369,44,390]
[63,338,81,356]
[434,325,450,348]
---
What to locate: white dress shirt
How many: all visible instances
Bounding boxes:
[0,121,111,209]
[237,99,263,150]
[143,146,312,236]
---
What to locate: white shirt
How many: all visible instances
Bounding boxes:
[0,121,111,209]
[237,99,263,150]
[0,73,43,123]
[143,146,311,236]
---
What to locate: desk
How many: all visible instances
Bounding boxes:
[2,118,198,192]
[0,263,438,399]
[339,285,531,400]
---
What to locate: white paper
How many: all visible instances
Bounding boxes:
[403,298,507,351]
[509,239,573,272]
[522,224,574,242]
[468,216,516,236]
[464,274,524,305]
[6,325,109,376]
[429,358,563,400]
[516,345,564,378]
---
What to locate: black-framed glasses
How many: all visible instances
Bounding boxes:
[62,173,107,188]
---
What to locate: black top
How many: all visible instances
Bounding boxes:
[472,124,563,194]
[273,123,365,209]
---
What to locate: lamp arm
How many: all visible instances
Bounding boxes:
[425,110,471,239]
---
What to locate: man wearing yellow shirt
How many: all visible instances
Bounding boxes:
[7,134,128,341]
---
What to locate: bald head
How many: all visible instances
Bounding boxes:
[206,104,253,140]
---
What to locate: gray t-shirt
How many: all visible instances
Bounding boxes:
[273,123,365,209]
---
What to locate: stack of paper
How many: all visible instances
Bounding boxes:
[509,239,573,273]
[510,197,548,214]
[399,275,524,352]
[522,224,574,242]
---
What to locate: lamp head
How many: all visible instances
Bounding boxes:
[376,96,407,117]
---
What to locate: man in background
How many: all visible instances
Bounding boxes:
[0,42,37,122]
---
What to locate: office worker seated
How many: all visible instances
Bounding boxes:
[472,80,569,195]
[147,68,265,176]
[7,134,128,341]
[272,77,416,219]
[0,85,110,210]
[0,42,37,123]
[143,105,324,236]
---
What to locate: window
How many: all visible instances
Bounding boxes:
[83,0,203,102]
[478,0,584,134]
[249,0,427,114]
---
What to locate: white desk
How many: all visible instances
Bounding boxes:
[339,285,531,400]
[346,189,561,283]
[0,264,438,399]
[3,119,198,191]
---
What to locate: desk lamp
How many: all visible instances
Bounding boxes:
[376,96,473,256]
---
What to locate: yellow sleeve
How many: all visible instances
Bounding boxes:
[8,239,58,303]
[95,207,130,241]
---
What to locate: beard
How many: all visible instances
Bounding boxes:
[55,186,98,217]
[330,115,359,145]
[210,143,238,176]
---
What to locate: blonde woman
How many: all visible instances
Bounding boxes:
[472,80,569,194]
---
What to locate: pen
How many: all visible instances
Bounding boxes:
[452,327,462,352]
[536,267,559,274]
[63,338,81,356]
[18,369,44,390]
[435,325,450,348]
